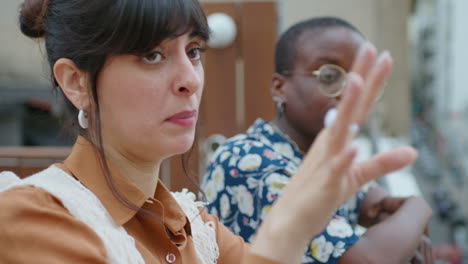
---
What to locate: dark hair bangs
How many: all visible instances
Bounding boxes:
[104,0,210,55]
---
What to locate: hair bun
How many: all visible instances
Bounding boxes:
[19,0,49,38]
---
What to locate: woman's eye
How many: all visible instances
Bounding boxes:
[142,52,163,64]
[188,47,205,61]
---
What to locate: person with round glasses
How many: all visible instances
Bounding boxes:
[202,17,432,264]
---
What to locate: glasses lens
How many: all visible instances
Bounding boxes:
[317,65,346,97]
[318,65,343,84]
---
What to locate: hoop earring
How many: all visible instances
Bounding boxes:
[273,96,285,116]
[78,109,89,129]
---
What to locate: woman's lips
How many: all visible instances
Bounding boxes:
[166,110,197,127]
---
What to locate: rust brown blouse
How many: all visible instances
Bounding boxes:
[0,137,279,264]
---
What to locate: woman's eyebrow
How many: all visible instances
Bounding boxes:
[315,57,340,65]
[189,30,208,41]
[305,58,341,71]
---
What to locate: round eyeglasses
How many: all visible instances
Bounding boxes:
[281,64,385,101]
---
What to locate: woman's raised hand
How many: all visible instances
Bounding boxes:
[251,43,418,264]
[299,42,418,214]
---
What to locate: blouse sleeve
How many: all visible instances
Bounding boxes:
[0,186,108,263]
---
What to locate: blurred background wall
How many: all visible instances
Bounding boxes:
[1,0,68,147]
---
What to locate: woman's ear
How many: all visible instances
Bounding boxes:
[271,73,287,101]
[53,58,90,110]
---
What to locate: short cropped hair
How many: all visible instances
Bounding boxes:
[274,17,362,74]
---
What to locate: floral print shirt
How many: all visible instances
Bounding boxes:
[202,119,370,264]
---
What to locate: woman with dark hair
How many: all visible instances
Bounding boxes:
[203,17,433,264]
[0,1,415,263]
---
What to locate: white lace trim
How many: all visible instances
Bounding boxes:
[0,167,145,264]
[172,189,220,264]
[0,171,20,192]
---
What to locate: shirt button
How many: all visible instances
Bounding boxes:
[165,253,176,263]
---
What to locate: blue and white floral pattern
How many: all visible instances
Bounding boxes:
[202,119,369,264]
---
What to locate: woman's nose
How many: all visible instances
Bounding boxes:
[172,57,202,96]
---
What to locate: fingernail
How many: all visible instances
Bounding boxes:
[347,72,363,82]
[346,73,364,92]
[356,42,368,58]
[368,42,377,53]
[324,108,337,128]
[323,107,359,133]
[349,124,359,134]
[377,50,392,64]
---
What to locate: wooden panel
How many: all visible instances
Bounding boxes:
[241,2,277,130]
[201,3,239,137]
